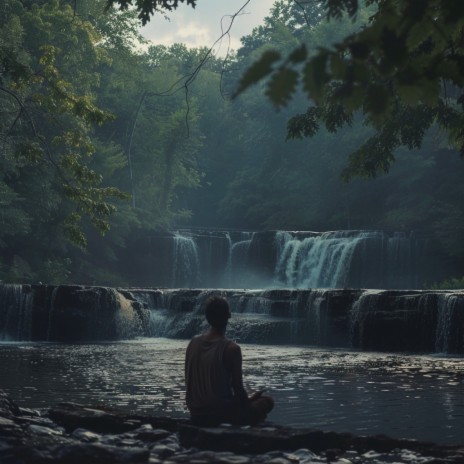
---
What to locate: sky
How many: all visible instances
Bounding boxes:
[140,0,271,55]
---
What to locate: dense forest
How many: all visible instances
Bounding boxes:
[1,0,463,286]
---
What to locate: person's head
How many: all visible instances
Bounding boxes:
[204,296,231,331]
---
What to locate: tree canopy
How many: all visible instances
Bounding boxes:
[108,0,464,179]
[1,0,463,286]
[235,0,464,179]
[105,0,197,24]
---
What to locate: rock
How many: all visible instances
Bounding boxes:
[150,442,182,458]
[3,284,464,352]
[52,443,149,463]
[0,284,148,342]
[18,407,42,417]
[1,390,464,464]
[0,390,21,417]
[178,424,327,454]
[48,402,190,438]
[1,445,54,464]
[178,424,464,462]
[71,428,101,443]
[48,402,142,434]
[0,416,24,439]
[26,424,64,437]
[133,427,171,444]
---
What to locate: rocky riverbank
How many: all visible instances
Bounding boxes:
[1,390,463,464]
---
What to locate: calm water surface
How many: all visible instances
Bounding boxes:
[0,338,463,445]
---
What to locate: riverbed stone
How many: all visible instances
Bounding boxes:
[1,390,464,464]
[71,427,101,442]
[48,401,190,434]
[48,402,144,433]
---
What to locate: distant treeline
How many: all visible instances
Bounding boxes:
[0,0,463,286]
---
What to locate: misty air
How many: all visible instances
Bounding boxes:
[0,1,463,463]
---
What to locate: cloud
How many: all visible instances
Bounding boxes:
[140,0,271,55]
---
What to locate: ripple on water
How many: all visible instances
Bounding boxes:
[0,338,463,444]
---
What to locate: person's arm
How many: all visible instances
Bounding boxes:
[224,342,249,404]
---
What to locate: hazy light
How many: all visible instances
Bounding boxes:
[139,0,270,55]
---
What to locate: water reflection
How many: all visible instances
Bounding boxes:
[0,339,463,444]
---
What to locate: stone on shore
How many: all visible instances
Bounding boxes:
[1,391,463,464]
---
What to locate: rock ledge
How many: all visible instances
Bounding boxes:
[1,391,463,464]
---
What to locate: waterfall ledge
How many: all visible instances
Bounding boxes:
[1,284,463,353]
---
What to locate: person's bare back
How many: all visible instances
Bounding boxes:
[185,296,274,425]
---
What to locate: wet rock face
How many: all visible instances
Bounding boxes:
[138,288,464,354]
[2,284,464,353]
[1,390,464,464]
[0,284,149,342]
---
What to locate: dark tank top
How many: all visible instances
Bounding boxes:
[185,334,233,414]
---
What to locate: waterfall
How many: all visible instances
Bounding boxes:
[144,289,336,346]
[170,230,262,288]
[148,289,214,338]
[1,284,462,352]
[435,293,464,353]
[304,289,329,345]
[274,230,421,289]
[46,287,59,341]
[348,290,464,354]
[162,229,424,289]
[0,284,33,341]
[172,232,200,287]
[349,290,385,349]
[228,232,253,288]
[274,231,368,288]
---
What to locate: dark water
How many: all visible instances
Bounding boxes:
[0,339,463,445]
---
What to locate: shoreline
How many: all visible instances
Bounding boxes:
[1,390,463,464]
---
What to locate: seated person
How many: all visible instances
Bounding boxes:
[185,295,274,426]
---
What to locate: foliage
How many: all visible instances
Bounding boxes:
[0,0,206,283]
[430,276,464,290]
[235,0,464,179]
[2,0,464,287]
[106,0,197,25]
[0,0,127,247]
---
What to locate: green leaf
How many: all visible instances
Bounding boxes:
[286,107,321,139]
[234,50,281,97]
[348,40,369,59]
[330,54,346,79]
[266,68,299,108]
[365,84,390,115]
[303,53,329,103]
[287,44,307,64]
[406,22,432,50]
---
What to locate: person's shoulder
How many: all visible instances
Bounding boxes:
[187,334,205,347]
[225,339,241,354]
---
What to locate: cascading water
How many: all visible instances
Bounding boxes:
[349,290,385,349]
[435,293,464,353]
[0,229,458,352]
[145,289,349,347]
[172,233,200,287]
[274,230,421,289]
[1,283,463,353]
[228,232,254,287]
[46,287,59,341]
[0,284,33,341]
[274,231,363,288]
[170,231,256,288]
[148,289,211,339]
[162,229,425,289]
[133,286,464,353]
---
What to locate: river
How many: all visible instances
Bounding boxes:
[1,338,463,445]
